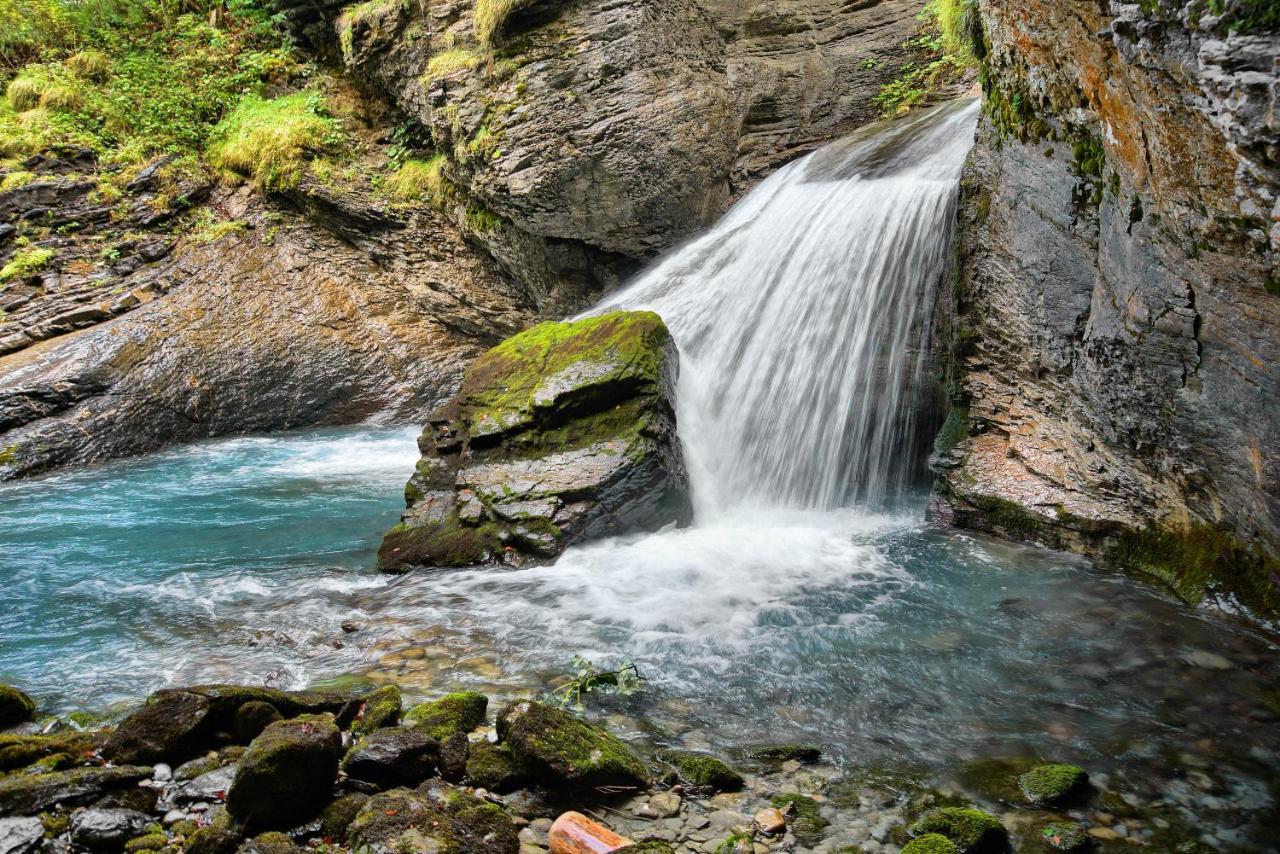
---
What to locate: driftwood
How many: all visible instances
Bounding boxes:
[548,811,634,854]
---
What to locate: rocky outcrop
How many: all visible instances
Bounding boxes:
[377,310,690,571]
[934,0,1280,619]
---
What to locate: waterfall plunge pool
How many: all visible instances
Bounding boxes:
[0,425,1276,848]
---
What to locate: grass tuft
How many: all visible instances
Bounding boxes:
[0,247,55,283]
[474,0,526,47]
[206,92,343,191]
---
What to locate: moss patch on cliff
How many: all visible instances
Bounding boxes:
[207,92,345,191]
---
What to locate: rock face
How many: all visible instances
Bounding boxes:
[377,311,691,570]
[935,0,1280,620]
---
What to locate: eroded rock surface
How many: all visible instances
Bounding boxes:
[935,0,1280,619]
[378,310,690,570]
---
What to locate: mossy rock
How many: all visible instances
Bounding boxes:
[124,832,169,852]
[403,691,488,741]
[0,685,36,728]
[770,793,829,845]
[909,808,1007,853]
[497,700,648,790]
[225,714,342,831]
[0,765,152,815]
[1018,764,1088,807]
[320,792,369,839]
[655,749,743,791]
[341,727,439,788]
[348,781,518,853]
[1040,822,1091,851]
[743,743,821,765]
[903,835,960,854]
[182,809,241,854]
[233,701,282,743]
[239,831,300,854]
[352,685,402,736]
[465,742,525,792]
[0,731,105,773]
[616,844,677,853]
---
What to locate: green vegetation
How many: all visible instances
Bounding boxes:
[336,0,401,63]
[423,47,482,84]
[552,656,645,710]
[655,749,743,791]
[402,691,488,740]
[474,0,526,48]
[770,793,829,845]
[0,246,54,283]
[908,808,1007,853]
[1018,763,1088,805]
[873,0,979,118]
[383,155,448,204]
[902,835,959,854]
[1041,823,1090,851]
[206,92,343,190]
[351,685,401,736]
[1207,0,1280,32]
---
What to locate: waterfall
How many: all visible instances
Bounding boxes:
[594,98,980,517]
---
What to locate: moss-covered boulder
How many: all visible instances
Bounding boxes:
[497,700,648,790]
[341,727,439,788]
[1018,763,1089,807]
[464,742,525,793]
[402,692,487,741]
[0,765,152,815]
[377,311,692,571]
[321,792,370,839]
[0,686,36,729]
[1040,822,1091,851]
[233,702,282,743]
[903,834,960,854]
[225,715,342,830]
[347,782,519,853]
[909,808,1007,854]
[655,749,743,791]
[239,831,301,854]
[770,793,829,845]
[0,731,105,773]
[351,685,402,736]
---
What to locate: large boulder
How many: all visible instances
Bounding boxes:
[102,684,361,765]
[340,728,439,788]
[401,692,487,741]
[496,701,648,791]
[347,782,518,854]
[377,311,691,570]
[225,715,342,830]
[0,766,152,815]
[68,808,153,850]
[0,687,35,730]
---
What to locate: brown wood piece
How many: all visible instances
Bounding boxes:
[548,810,634,854]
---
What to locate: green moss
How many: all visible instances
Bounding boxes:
[464,205,504,232]
[352,684,402,736]
[423,48,482,84]
[770,794,829,845]
[124,832,169,852]
[383,155,450,205]
[225,713,342,830]
[744,743,821,764]
[903,835,959,854]
[402,691,488,741]
[348,782,518,851]
[464,742,524,792]
[498,700,648,789]
[320,792,369,839]
[1018,763,1088,806]
[655,749,743,791]
[966,494,1049,541]
[207,93,344,191]
[0,684,36,728]
[475,0,527,47]
[0,170,36,191]
[0,445,15,467]
[1040,823,1090,851]
[908,808,1006,853]
[0,247,54,283]
[39,812,69,838]
[377,515,504,569]
[933,406,970,457]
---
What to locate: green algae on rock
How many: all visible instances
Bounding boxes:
[465,742,525,793]
[403,691,488,741]
[226,714,343,831]
[770,793,830,845]
[351,684,402,736]
[909,807,1007,853]
[743,743,822,765]
[1018,763,1088,807]
[0,685,36,729]
[377,311,691,571]
[903,834,960,854]
[655,749,744,791]
[1040,822,1091,851]
[347,781,519,853]
[497,700,648,790]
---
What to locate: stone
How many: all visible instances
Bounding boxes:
[902,835,960,854]
[233,702,282,743]
[69,808,153,850]
[1041,822,1091,851]
[497,701,648,791]
[124,832,168,852]
[158,764,237,812]
[402,692,488,741]
[347,782,519,853]
[753,808,786,836]
[465,742,526,793]
[239,831,300,854]
[0,731,105,773]
[439,731,470,782]
[743,744,821,765]
[0,818,43,854]
[908,808,1007,853]
[0,765,152,815]
[655,750,744,791]
[351,686,402,737]
[340,727,439,788]
[1018,764,1089,807]
[0,687,35,730]
[319,792,369,840]
[646,791,682,819]
[225,715,342,830]
[768,794,827,845]
[377,312,691,570]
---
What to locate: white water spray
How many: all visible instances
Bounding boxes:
[595,98,980,516]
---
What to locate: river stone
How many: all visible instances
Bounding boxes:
[351,686,401,737]
[69,808,153,850]
[909,808,1007,854]
[238,832,300,854]
[903,835,960,854]
[464,742,525,793]
[497,700,648,790]
[1018,763,1089,806]
[233,702,282,743]
[340,728,439,788]
[438,732,469,783]
[0,818,43,854]
[225,715,341,830]
[377,311,691,570]
[655,749,743,791]
[0,687,35,730]
[0,765,152,815]
[402,692,487,741]
[347,782,519,853]
[0,731,105,773]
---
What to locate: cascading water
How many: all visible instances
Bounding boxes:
[594,98,979,514]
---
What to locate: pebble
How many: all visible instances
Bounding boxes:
[152,763,172,782]
[753,807,786,835]
[1088,827,1121,841]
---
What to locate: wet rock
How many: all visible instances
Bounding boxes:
[173,747,244,782]
[464,743,525,794]
[438,732,470,783]
[655,750,743,792]
[225,715,342,830]
[497,701,648,791]
[909,808,1007,854]
[183,808,241,854]
[238,831,299,854]
[347,782,519,853]
[0,817,43,854]
[340,728,439,788]
[1041,822,1091,851]
[69,808,153,850]
[0,765,152,815]
[157,764,237,812]
[124,832,168,852]
[743,744,821,765]
[319,792,368,840]
[0,687,35,729]
[0,732,105,773]
[769,794,828,845]
[402,692,488,742]
[350,686,401,737]
[753,807,786,836]
[232,703,281,744]
[903,834,960,854]
[377,312,691,570]
[1018,764,1089,807]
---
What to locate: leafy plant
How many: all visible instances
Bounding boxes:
[551,656,645,711]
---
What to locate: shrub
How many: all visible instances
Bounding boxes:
[206,92,343,190]
[66,48,110,81]
[5,75,43,111]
